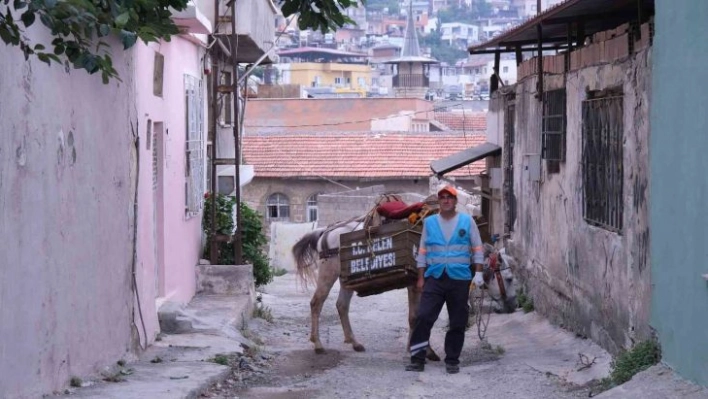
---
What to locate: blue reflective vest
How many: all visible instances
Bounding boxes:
[423,214,473,280]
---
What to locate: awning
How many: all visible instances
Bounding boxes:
[468,0,654,54]
[431,142,501,176]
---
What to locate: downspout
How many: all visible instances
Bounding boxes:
[231,0,243,265]
[208,0,220,263]
[130,121,148,351]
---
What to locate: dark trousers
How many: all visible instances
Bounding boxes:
[409,272,470,366]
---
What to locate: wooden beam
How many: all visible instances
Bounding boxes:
[537,23,543,101]
[499,37,568,46]
[515,46,523,66]
[471,45,570,54]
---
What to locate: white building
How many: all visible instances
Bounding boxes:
[440,22,481,48]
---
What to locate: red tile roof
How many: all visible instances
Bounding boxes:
[434,112,487,132]
[242,132,487,179]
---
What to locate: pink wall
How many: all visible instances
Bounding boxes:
[134,37,207,342]
[0,33,136,397]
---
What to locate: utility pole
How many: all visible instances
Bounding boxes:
[231,0,243,265]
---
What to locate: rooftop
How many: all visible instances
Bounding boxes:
[242,132,486,179]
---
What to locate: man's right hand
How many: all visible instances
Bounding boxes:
[416,276,425,291]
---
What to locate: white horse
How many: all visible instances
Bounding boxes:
[292,216,518,357]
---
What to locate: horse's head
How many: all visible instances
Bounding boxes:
[484,250,518,314]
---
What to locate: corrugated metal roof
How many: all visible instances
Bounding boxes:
[469,0,654,53]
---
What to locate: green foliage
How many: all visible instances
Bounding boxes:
[365,0,397,14]
[273,267,287,277]
[208,354,230,366]
[252,304,273,323]
[517,290,535,313]
[0,0,189,83]
[419,27,468,65]
[437,0,492,24]
[202,193,273,287]
[280,0,359,33]
[610,340,661,385]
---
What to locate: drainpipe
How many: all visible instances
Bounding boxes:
[208,0,220,263]
[231,0,243,265]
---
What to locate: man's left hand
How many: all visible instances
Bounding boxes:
[472,272,484,288]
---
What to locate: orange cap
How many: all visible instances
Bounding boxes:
[437,185,458,198]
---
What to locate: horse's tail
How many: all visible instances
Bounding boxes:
[292,230,323,289]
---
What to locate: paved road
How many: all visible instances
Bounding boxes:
[217,273,612,399]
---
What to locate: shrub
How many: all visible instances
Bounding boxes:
[610,340,661,385]
[202,194,273,286]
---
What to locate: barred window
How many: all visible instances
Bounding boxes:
[582,93,623,232]
[267,193,290,221]
[184,75,204,218]
[542,89,566,162]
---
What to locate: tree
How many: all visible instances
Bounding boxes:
[280,0,361,33]
[1,0,360,83]
[419,25,467,66]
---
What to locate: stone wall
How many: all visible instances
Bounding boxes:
[487,47,653,355]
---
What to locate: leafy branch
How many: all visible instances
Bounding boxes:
[0,0,188,83]
[279,0,360,33]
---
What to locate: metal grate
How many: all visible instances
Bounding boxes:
[185,75,205,218]
[582,94,624,232]
[503,100,516,233]
[542,89,566,162]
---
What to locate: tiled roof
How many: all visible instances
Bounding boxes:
[242,132,487,179]
[433,112,487,132]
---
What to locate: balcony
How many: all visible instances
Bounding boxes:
[393,74,429,88]
[215,0,278,63]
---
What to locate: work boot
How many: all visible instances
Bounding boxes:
[446,364,460,374]
[405,362,425,372]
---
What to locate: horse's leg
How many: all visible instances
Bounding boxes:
[406,286,440,362]
[310,258,339,354]
[336,287,365,352]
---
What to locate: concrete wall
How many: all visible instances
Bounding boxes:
[0,34,136,397]
[489,48,653,354]
[134,38,206,311]
[650,0,708,386]
[243,97,434,132]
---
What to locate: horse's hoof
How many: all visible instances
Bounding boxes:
[353,344,366,352]
[315,348,326,355]
[426,351,441,362]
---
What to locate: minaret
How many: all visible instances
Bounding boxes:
[383,1,439,99]
[401,2,422,58]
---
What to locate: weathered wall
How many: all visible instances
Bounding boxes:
[650,0,708,386]
[0,34,136,397]
[242,177,432,227]
[492,49,652,354]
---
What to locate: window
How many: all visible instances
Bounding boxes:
[542,88,567,162]
[582,92,624,232]
[217,175,235,195]
[184,75,204,218]
[306,194,319,222]
[502,66,509,73]
[267,193,290,220]
[221,71,233,126]
[357,77,366,87]
[503,95,516,234]
[335,77,344,85]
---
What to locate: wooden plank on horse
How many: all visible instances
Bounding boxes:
[339,220,422,297]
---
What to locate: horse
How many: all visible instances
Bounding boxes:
[291,214,519,357]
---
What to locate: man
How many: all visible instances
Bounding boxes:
[405,185,485,374]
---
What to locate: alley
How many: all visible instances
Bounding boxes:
[206,273,611,399]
